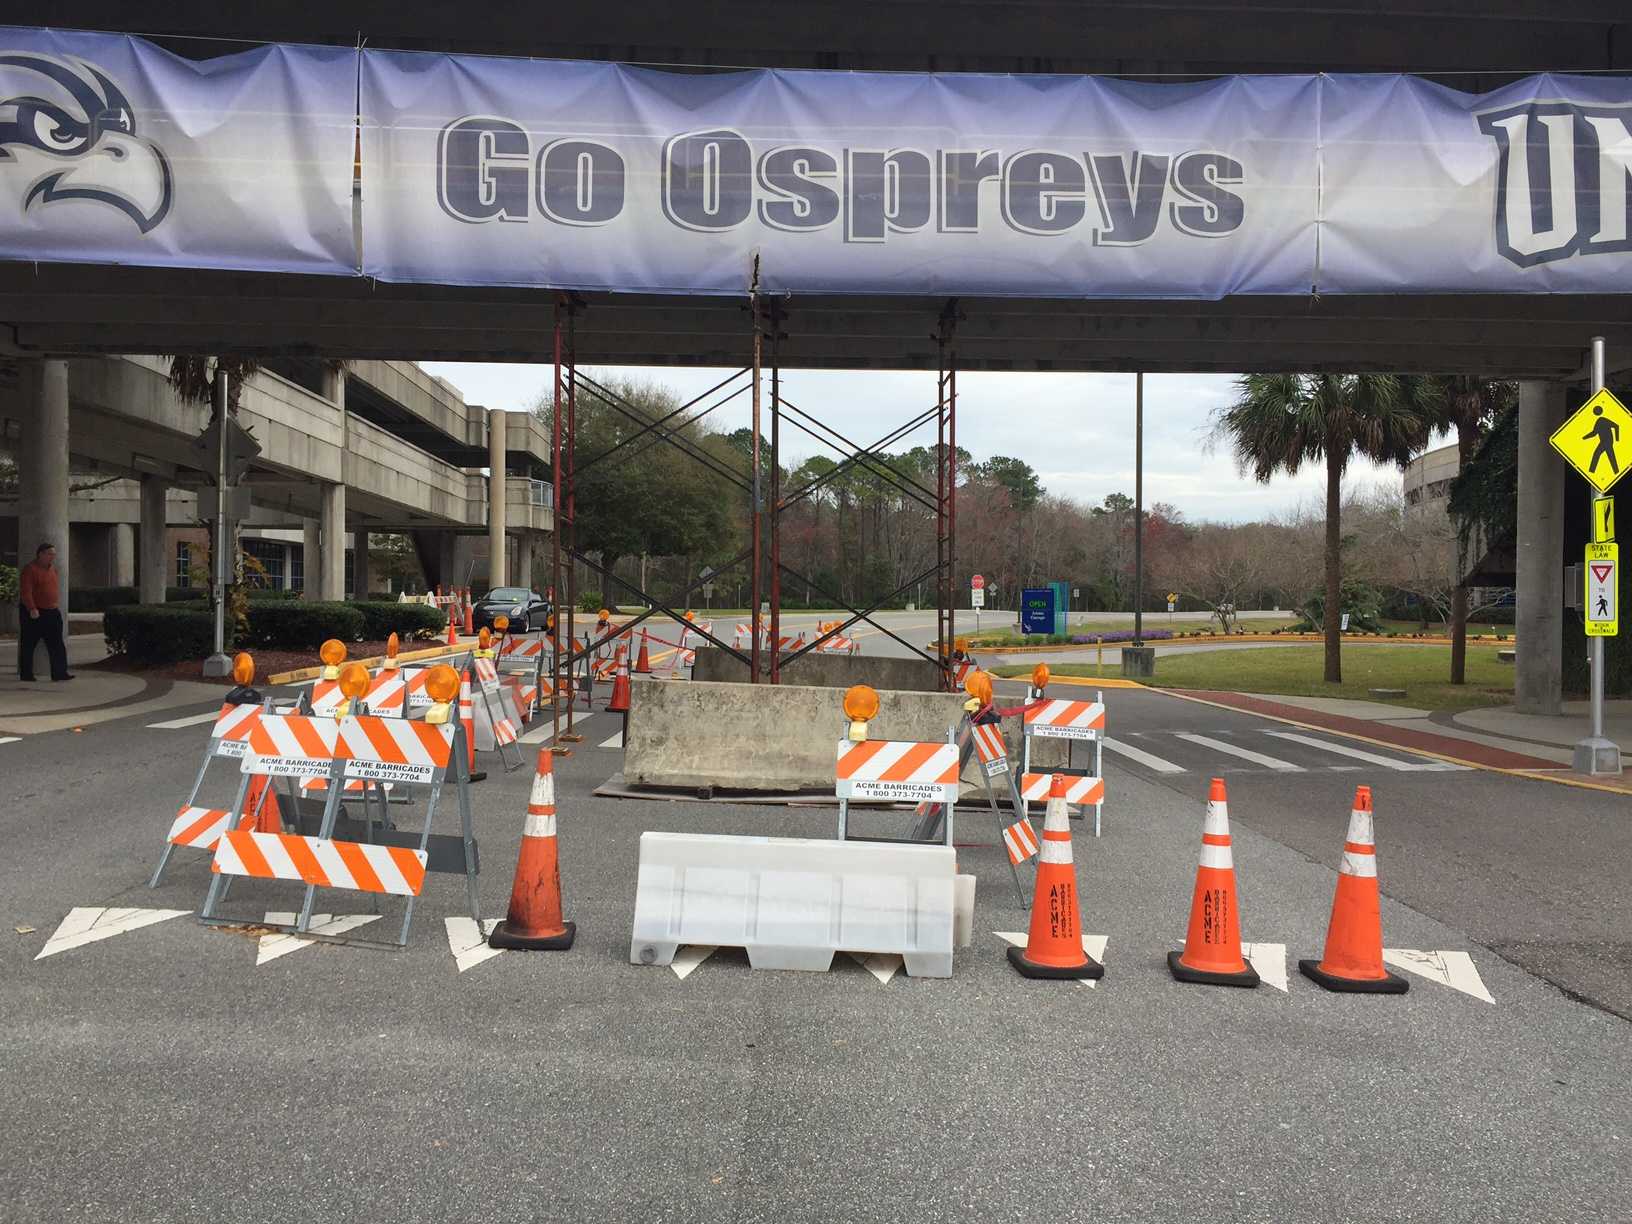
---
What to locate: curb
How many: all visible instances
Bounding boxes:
[266,641,472,686]
[972,633,1514,655]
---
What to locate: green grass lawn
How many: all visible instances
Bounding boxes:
[992,643,1516,712]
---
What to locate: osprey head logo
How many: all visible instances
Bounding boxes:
[0,52,172,233]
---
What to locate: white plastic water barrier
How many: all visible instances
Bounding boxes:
[630,832,964,977]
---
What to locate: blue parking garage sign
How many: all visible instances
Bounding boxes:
[1020,588,1053,635]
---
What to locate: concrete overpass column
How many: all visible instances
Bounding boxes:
[1516,379,1566,715]
[111,524,135,587]
[302,519,320,596]
[319,484,346,601]
[17,358,70,612]
[138,476,167,602]
[488,410,507,589]
[516,536,533,590]
[353,530,370,598]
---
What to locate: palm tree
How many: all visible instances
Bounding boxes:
[1216,374,1438,682]
[1424,377,1518,684]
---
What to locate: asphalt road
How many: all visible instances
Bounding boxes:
[3,672,1629,1223]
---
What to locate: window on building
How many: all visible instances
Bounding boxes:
[344,548,354,599]
[241,538,287,591]
[174,541,192,588]
[290,545,305,594]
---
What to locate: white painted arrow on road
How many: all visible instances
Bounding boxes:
[257,911,381,965]
[35,906,190,960]
[444,916,504,973]
[1383,948,1495,1003]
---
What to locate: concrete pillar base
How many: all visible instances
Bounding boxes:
[1572,736,1623,775]
[1121,646,1155,678]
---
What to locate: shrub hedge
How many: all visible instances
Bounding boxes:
[103,605,215,665]
[349,600,447,642]
[238,601,365,650]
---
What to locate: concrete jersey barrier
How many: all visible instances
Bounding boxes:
[624,677,1064,793]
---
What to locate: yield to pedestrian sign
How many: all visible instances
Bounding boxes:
[1585,542,1617,637]
[1551,389,1632,494]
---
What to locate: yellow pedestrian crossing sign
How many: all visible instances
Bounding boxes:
[1551,388,1632,494]
[1594,495,1615,544]
[1585,542,1618,637]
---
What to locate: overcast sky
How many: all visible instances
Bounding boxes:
[421,363,1437,524]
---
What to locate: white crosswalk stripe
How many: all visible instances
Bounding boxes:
[0,735,20,746]
[599,731,624,749]
[1174,732,1303,771]
[1101,736,1185,773]
[1264,731,1468,771]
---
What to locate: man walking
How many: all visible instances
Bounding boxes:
[18,541,72,682]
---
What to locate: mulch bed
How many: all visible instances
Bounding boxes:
[86,639,430,687]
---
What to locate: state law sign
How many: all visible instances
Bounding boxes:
[971,574,985,609]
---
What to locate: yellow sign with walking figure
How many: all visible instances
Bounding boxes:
[1551,388,1632,494]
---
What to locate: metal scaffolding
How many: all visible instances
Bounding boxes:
[545,290,962,745]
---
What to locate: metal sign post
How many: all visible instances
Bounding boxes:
[1572,337,1623,776]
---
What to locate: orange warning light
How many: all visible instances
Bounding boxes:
[386,632,400,659]
[494,615,510,632]
[478,627,492,652]
[954,636,970,655]
[1031,663,1050,690]
[231,652,255,685]
[597,607,610,623]
[842,684,880,722]
[338,661,370,700]
[424,664,460,704]
[319,639,347,667]
[964,669,993,705]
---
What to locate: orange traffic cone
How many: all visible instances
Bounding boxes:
[244,774,282,834]
[1007,774,1104,980]
[460,668,486,783]
[1299,786,1408,993]
[462,590,474,636]
[1168,777,1259,987]
[489,748,576,950]
[446,603,458,646]
[607,654,631,737]
[635,629,652,674]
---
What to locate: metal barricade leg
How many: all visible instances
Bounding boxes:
[149,747,217,888]
[197,769,255,920]
[295,763,347,933]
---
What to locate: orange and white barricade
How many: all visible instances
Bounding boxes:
[300,666,408,799]
[835,736,961,848]
[149,700,280,888]
[1022,693,1107,836]
[309,668,407,718]
[198,710,481,948]
[956,714,1036,906]
[466,657,524,771]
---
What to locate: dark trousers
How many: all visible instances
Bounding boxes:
[18,605,68,681]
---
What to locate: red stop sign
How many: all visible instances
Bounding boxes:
[971,574,985,589]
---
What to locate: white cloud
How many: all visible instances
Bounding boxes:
[421,361,1408,524]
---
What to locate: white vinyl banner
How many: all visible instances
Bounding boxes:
[3,23,1630,299]
[359,51,1320,297]
[1320,73,1632,292]
[0,27,357,275]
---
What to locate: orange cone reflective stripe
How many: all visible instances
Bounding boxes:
[1300,786,1407,993]
[489,748,576,951]
[635,630,652,674]
[1168,777,1259,987]
[1007,774,1104,980]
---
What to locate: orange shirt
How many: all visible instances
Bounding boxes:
[19,560,60,612]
